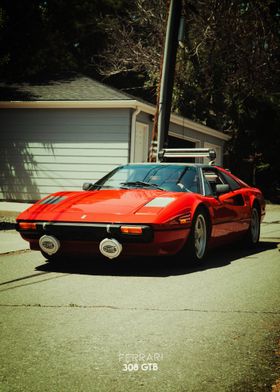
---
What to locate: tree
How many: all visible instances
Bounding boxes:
[0,0,279,198]
[0,0,129,80]
[175,1,279,125]
[99,0,280,198]
[97,0,166,100]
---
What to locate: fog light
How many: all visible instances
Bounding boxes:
[39,235,60,255]
[99,238,122,259]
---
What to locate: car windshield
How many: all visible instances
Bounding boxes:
[93,164,200,193]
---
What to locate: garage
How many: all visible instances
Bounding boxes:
[0,75,230,201]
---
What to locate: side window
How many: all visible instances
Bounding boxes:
[203,178,213,196]
[202,168,242,196]
[202,169,225,196]
[220,171,241,191]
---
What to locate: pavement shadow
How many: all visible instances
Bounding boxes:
[0,224,16,231]
[35,240,279,278]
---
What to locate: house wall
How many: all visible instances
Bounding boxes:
[169,122,224,148]
[131,112,152,162]
[0,108,130,201]
[168,123,225,165]
[133,114,225,165]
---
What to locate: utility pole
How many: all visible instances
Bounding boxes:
[157,0,182,159]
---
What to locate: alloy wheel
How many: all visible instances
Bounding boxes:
[194,214,207,259]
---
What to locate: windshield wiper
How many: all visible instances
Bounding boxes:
[86,184,115,190]
[120,181,163,190]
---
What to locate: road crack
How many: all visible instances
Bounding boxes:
[0,303,280,315]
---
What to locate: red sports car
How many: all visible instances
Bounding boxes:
[16,149,265,263]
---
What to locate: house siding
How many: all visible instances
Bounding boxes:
[169,122,224,146]
[168,122,225,164]
[0,108,130,201]
[135,112,226,162]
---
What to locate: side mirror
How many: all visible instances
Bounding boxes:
[82,182,92,191]
[216,184,230,195]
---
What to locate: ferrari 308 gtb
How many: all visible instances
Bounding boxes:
[16,149,265,263]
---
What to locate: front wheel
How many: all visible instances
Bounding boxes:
[180,208,209,264]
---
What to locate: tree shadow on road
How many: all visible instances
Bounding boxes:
[35,240,279,278]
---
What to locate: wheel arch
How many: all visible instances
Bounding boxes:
[251,197,261,218]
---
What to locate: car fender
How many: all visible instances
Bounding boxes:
[247,189,266,220]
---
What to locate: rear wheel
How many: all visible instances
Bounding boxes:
[180,207,209,264]
[245,206,260,246]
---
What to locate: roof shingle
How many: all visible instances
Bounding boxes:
[0,76,133,101]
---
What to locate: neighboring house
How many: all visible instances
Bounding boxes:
[0,75,230,201]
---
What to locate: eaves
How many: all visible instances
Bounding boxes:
[0,99,231,141]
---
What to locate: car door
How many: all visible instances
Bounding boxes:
[202,168,251,242]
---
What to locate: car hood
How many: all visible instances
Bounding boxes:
[17,189,188,224]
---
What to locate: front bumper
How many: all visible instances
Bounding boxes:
[16,221,190,257]
[16,221,153,243]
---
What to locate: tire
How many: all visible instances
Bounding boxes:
[245,206,260,247]
[180,207,209,264]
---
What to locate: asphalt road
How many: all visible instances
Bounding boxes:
[0,210,280,392]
